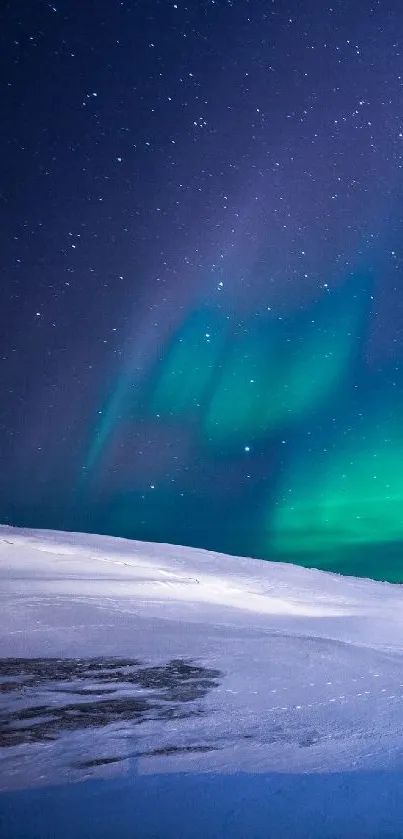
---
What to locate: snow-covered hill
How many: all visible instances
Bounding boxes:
[2,526,403,838]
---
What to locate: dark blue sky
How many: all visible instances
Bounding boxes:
[2,0,403,579]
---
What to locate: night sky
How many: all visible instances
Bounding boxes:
[3,0,403,581]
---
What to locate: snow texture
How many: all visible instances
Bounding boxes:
[1,526,403,837]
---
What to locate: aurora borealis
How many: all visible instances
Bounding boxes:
[3,0,403,580]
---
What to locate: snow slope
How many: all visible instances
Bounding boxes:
[2,526,403,837]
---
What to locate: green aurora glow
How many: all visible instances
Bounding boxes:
[77,277,403,582]
[271,389,403,574]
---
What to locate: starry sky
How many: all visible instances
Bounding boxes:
[3,0,403,581]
